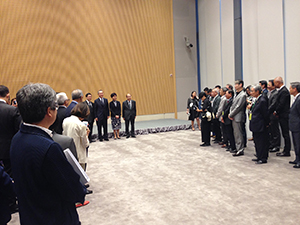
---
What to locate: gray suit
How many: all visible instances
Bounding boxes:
[216,95,227,121]
[229,91,247,151]
[52,132,78,160]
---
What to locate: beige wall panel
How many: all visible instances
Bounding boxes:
[285,0,300,85]
[199,0,222,89]
[221,0,235,86]
[0,0,175,116]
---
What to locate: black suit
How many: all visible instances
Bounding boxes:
[94,98,109,140]
[289,94,300,163]
[110,101,121,117]
[222,98,236,150]
[49,106,67,134]
[268,89,280,149]
[84,100,95,140]
[274,86,291,154]
[250,95,269,162]
[200,98,211,145]
[122,100,136,137]
[0,101,22,176]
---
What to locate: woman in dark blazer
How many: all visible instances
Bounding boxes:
[109,93,121,139]
[197,92,212,146]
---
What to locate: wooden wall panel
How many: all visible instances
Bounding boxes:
[0,0,175,116]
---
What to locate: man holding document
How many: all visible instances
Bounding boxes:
[10,83,86,225]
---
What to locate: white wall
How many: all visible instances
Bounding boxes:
[173,0,198,120]
[285,0,300,85]
[198,0,235,89]
[242,0,285,86]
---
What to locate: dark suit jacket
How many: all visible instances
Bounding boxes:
[65,101,78,118]
[0,165,15,225]
[0,101,22,159]
[268,89,278,120]
[52,132,78,160]
[110,101,121,118]
[289,95,300,132]
[10,124,86,225]
[222,98,233,125]
[250,95,269,133]
[94,98,109,120]
[122,100,136,120]
[274,86,290,118]
[200,98,211,121]
[49,106,67,134]
[84,100,95,124]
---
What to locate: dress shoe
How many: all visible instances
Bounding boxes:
[126,135,130,138]
[269,147,280,153]
[200,143,210,147]
[117,137,121,139]
[230,149,237,154]
[104,139,109,141]
[86,189,93,195]
[276,152,291,157]
[289,160,297,164]
[233,150,244,156]
[131,135,136,138]
[89,139,96,143]
[252,158,258,162]
[256,160,267,164]
[84,184,90,188]
[99,139,103,142]
[293,163,300,168]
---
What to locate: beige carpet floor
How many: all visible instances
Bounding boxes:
[9,130,300,224]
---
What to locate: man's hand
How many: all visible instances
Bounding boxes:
[228,115,233,121]
[116,115,119,119]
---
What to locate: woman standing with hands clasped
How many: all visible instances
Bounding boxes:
[109,93,121,139]
[197,92,212,146]
[187,91,200,131]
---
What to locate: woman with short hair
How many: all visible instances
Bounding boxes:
[63,102,90,170]
[109,93,121,139]
[187,91,200,131]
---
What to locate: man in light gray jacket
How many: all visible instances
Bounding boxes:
[229,80,247,156]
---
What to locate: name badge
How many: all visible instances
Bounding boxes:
[249,113,252,121]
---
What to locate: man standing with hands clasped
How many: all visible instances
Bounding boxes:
[123,93,136,138]
[288,82,300,168]
[94,90,109,141]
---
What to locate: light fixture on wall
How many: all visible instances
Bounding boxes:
[184,36,193,48]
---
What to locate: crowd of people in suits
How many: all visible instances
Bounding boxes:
[0,83,137,225]
[187,77,300,167]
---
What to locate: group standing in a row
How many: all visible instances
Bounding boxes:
[187,77,300,168]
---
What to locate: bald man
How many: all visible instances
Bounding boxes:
[272,77,291,157]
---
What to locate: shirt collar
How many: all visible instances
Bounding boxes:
[295,93,300,100]
[0,99,7,103]
[23,122,53,137]
[277,85,285,91]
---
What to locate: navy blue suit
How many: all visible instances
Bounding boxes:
[289,95,300,163]
[250,95,269,162]
[94,98,109,139]
[0,101,22,176]
[65,101,78,118]
[10,124,86,225]
[0,166,15,225]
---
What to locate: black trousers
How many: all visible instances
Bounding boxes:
[88,121,94,141]
[242,122,247,147]
[201,119,211,144]
[279,117,291,153]
[221,122,228,146]
[225,124,236,150]
[125,118,135,136]
[96,118,108,139]
[212,119,222,142]
[292,132,300,163]
[269,118,280,149]
[253,130,269,161]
